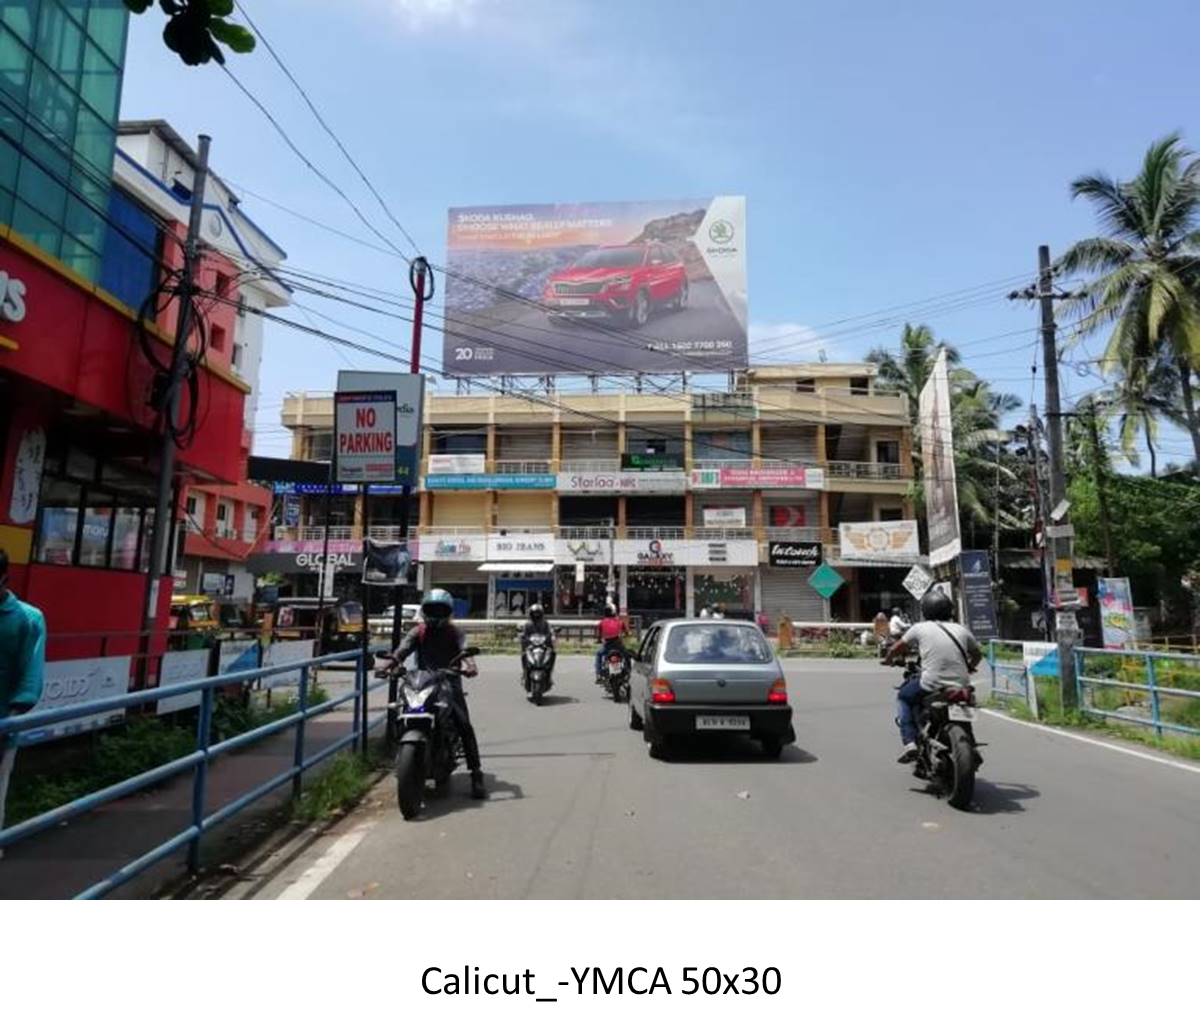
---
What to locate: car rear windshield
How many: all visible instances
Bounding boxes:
[663,624,773,664]
[572,247,644,269]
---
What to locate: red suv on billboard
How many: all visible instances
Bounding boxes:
[543,244,688,327]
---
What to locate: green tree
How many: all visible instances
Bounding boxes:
[1057,133,1200,463]
[124,1,255,66]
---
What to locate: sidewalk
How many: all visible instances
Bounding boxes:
[0,673,387,900]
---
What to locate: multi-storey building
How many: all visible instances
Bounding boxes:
[266,363,917,626]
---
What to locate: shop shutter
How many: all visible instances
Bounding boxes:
[562,429,619,460]
[496,493,553,527]
[759,426,819,463]
[430,493,486,527]
[496,431,553,460]
[759,567,828,623]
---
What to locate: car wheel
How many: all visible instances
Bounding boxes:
[629,703,644,731]
[628,289,650,328]
[648,732,671,761]
[760,736,784,760]
[674,279,689,310]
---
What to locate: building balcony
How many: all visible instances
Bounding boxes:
[826,460,905,482]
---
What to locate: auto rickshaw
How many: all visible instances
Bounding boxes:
[272,597,364,654]
[169,594,219,650]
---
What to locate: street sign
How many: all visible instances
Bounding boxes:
[336,371,425,487]
[335,390,397,483]
[807,562,845,599]
[1054,557,1078,608]
[902,564,933,600]
[959,550,998,639]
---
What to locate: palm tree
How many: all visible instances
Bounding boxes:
[1098,355,1190,476]
[1057,133,1200,463]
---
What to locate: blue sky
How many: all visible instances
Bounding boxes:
[118,0,1200,462]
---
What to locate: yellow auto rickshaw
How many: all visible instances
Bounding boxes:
[169,594,219,650]
[273,597,364,654]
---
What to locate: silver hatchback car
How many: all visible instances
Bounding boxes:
[628,619,795,760]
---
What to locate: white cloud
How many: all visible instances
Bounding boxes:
[376,0,487,31]
[749,322,842,365]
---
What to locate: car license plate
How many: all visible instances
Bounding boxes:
[696,715,751,731]
[557,297,590,307]
[947,705,976,722]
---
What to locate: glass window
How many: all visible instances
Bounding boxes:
[79,41,117,123]
[36,477,82,565]
[1,2,40,46]
[139,507,156,572]
[59,231,100,279]
[27,56,76,143]
[65,445,95,479]
[663,624,773,665]
[0,137,19,194]
[0,24,33,101]
[35,1,83,88]
[78,492,114,566]
[11,196,60,253]
[111,506,141,569]
[86,2,127,67]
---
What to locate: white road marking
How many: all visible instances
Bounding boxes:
[979,709,1200,773]
[275,822,378,900]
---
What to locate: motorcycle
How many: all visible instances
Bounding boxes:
[378,646,481,820]
[523,632,554,704]
[600,647,631,704]
[888,656,984,810]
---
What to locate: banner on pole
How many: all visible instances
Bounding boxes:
[920,348,962,566]
[959,549,998,639]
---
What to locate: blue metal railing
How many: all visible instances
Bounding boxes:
[986,640,1031,707]
[1074,647,1200,738]
[0,648,386,899]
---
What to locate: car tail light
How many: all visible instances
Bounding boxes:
[651,678,676,704]
[767,679,788,704]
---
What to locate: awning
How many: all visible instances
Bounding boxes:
[477,562,556,573]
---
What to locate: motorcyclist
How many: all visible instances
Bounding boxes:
[520,603,556,688]
[595,602,627,684]
[884,590,982,764]
[888,606,911,641]
[389,589,487,800]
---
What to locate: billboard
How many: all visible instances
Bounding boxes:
[1097,577,1135,649]
[959,549,999,639]
[920,348,961,566]
[838,520,921,562]
[443,197,747,375]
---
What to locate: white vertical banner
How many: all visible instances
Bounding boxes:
[920,348,961,566]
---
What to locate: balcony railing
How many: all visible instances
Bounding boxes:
[559,525,616,539]
[764,526,839,544]
[626,526,687,540]
[493,460,552,474]
[826,460,905,481]
[559,459,619,473]
[276,523,850,545]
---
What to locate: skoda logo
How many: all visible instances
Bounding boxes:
[708,219,735,245]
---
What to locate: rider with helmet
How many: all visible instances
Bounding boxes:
[390,589,487,799]
[884,589,982,764]
[520,603,556,679]
[595,602,627,684]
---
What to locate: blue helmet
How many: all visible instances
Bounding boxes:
[421,589,454,629]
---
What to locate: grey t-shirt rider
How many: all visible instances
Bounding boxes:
[901,621,983,691]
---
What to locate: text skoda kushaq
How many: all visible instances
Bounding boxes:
[542,243,688,327]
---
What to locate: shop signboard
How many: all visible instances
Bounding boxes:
[444,196,747,375]
[337,371,425,487]
[156,649,212,715]
[261,640,316,691]
[959,550,999,639]
[486,534,555,560]
[622,453,682,471]
[690,467,824,490]
[557,470,686,494]
[20,656,132,743]
[334,390,397,484]
[1097,577,1136,650]
[283,494,301,527]
[768,541,823,568]
[838,520,921,562]
[425,473,556,490]
[702,507,747,527]
[611,539,757,566]
[419,534,488,563]
[427,453,486,474]
[615,538,682,568]
[556,537,609,565]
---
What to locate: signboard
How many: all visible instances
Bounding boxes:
[217,639,260,677]
[156,649,211,715]
[418,534,488,563]
[690,467,824,490]
[838,520,921,562]
[959,549,999,639]
[428,453,486,475]
[807,563,845,599]
[362,539,412,586]
[557,538,609,565]
[557,470,686,494]
[0,268,28,323]
[283,494,301,527]
[919,348,962,565]
[336,371,425,487]
[611,539,757,567]
[902,564,934,600]
[334,390,397,483]
[702,507,747,528]
[1053,557,1078,608]
[260,640,316,691]
[1097,577,1135,650]
[486,534,555,560]
[425,473,556,490]
[201,572,226,595]
[575,561,585,585]
[768,504,809,528]
[443,196,747,375]
[768,541,823,568]
[622,453,681,471]
[20,656,132,743]
[8,426,44,524]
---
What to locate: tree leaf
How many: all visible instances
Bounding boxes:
[123,1,155,13]
[206,0,235,15]
[210,18,256,53]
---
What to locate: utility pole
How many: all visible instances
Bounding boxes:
[1011,246,1084,709]
[143,134,211,633]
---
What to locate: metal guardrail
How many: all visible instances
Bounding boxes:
[0,648,379,899]
[1075,647,1200,737]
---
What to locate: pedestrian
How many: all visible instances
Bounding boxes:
[0,548,47,847]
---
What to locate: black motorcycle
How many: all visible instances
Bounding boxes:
[890,657,984,810]
[523,632,554,704]
[600,647,631,704]
[380,647,480,820]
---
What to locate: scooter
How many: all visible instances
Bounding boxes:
[522,632,554,704]
[600,647,631,703]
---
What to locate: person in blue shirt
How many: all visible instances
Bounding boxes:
[0,548,47,846]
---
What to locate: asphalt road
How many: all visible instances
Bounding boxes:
[227,657,1199,900]
[445,279,746,374]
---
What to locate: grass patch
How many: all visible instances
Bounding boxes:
[291,746,387,823]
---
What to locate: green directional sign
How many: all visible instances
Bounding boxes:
[807,562,845,599]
